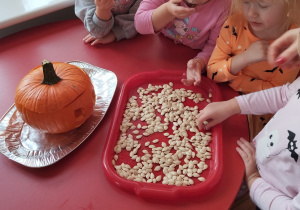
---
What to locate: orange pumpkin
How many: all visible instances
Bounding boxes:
[15,60,96,134]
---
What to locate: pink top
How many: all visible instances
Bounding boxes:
[236,76,300,210]
[134,0,231,65]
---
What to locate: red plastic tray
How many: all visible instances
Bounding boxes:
[102,70,223,202]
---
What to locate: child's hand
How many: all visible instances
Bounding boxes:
[245,40,269,64]
[231,40,270,75]
[151,0,195,32]
[197,98,240,130]
[83,31,116,45]
[181,58,205,86]
[95,0,114,10]
[166,0,196,19]
[236,138,260,189]
[268,28,300,69]
[95,0,114,20]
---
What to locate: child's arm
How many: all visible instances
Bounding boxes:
[207,26,269,83]
[236,138,260,190]
[197,98,241,130]
[230,40,269,75]
[207,19,237,83]
[134,0,194,34]
[182,1,230,86]
[249,177,300,210]
[75,0,141,42]
[151,0,195,32]
[197,77,300,130]
[195,2,230,71]
[237,140,300,210]
[75,0,114,39]
[235,77,300,115]
[94,0,115,21]
[207,15,299,92]
[208,27,299,93]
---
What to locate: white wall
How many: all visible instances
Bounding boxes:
[0,6,76,38]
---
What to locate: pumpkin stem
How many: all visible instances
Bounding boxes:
[41,60,62,85]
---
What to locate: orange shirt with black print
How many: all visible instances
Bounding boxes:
[207,13,299,94]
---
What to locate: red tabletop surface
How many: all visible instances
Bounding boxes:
[0,19,248,210]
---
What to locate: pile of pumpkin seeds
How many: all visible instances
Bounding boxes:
[112,82,213,186]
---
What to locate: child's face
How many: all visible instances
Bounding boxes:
[242,0,287,39]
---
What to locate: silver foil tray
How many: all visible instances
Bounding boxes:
[0,61,117,167]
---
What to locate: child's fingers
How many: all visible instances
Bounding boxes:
[236,146,247,161]
[187,59,196,68]
[83,34,96,43]
[197,111,206,129]
[193,62,201,86]
[236,139,252,162]
[193,79,201,86]
[83,36,90,42]
[91,39,101,45]
[173,7,195,18]
[197,112,214,130]
[237,138,255,155]
[240,137,255,153]
[268,43,285,66]
[268,33,296,66]
[202,120,215,130]
[181,78,194,86]
[275,44,298,65]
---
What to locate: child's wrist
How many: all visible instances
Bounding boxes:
[194,57,206,73]
[95,8,112,21]
[229,98,241,115]
[246,172,260,188]
[240,51,253,66]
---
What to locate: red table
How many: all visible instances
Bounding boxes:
[0,19,248,209]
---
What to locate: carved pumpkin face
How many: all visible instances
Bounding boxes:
[15,60,95,134]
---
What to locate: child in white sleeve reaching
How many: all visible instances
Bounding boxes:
[197,27,300,210]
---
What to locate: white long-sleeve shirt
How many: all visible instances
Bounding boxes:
[236,76,300,210]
